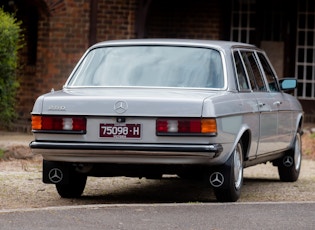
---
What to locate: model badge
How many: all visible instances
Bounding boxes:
[114,101,128,114]
[48,105,66,111]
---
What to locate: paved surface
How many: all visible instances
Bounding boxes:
[1,202,315,230]
[1,130,315,230]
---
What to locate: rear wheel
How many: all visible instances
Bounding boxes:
[278,132,302,182]
[212,142,244,202]
[56,172,87,198]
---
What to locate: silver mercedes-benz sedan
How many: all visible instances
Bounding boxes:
[30,39,304,202]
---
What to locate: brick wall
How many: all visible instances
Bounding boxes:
[147,0,221,39]
[96,0,137,41]
[14,0,222,130]
[36,0,90,91]
[16,0,91,124]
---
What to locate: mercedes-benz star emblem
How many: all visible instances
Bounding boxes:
[283,156,294,167]
[48,168,63,183]
[114,101,128,114]
[209,172,224,187]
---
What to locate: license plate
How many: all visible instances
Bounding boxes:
[100,123,141,138]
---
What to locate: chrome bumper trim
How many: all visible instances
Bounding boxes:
[29,141,223,164]
[30,141,222,153]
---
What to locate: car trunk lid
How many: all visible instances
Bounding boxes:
[40,88,220,117]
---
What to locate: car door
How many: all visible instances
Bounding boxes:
[239,50,279,156]
[256,52,295,150]
[233,50,260,160]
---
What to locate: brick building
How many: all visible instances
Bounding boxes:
[1,0,315,131]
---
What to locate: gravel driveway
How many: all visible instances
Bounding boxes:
[0,131,315,210]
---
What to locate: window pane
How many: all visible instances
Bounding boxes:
[306,65,314,80]
[306,83,312,97]
[68,46,225,88]
[297,48,304,62]
[307,32,314,46]
[298,32,305,46]
[297,65,304,80]
[297,82,303,97]
[233,51,250,91]
[241,51,266,91]
[257,52,279,92]
[306,48,314,63]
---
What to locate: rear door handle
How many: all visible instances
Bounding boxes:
[273,101,282,106]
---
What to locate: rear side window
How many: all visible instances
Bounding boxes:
[240,51,267,92]
[233,51,250,91]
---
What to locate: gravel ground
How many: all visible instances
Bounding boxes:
[0,130,315,210]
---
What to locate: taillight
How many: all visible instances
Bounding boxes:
[31,115,86,133]
[156,118,217,136]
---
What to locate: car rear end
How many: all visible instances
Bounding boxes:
[29,39,242,200]
[30,40,231,166]
[30,88,224,165]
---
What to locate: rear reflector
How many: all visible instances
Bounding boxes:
[32,115,86,133]
[156,118,217,136]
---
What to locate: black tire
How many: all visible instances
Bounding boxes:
[278,132,302,182]
[213,142,244,202]
[56,173,87,198]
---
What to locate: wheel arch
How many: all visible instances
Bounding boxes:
[289,112,304,149]
[297,113,304,135]
[239,129,251,161]
[229,126,251,162]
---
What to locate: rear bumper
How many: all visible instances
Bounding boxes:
[30,141,223,164]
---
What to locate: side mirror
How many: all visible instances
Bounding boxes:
[279,79,297,91]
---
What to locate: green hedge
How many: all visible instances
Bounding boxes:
[0,8,24,128]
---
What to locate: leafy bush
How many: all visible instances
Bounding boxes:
[0,148,4,159]
[0,8,23,128]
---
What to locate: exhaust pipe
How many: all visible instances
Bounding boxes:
[73,163,93,173]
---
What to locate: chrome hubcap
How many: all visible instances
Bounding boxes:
[234,143,243,189]
[294,134,301,171]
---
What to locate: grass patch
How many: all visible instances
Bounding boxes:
[0,148,4,159]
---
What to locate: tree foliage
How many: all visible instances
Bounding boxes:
[0,8,23,128]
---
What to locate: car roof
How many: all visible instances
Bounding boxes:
[90,39,258,52]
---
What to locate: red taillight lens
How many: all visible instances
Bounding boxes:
[178,119,201,133]
[156,120,168,132]
[32,115,86,133]
[42,117,62,130]
[156,118,216,135]
[72,117,86,131]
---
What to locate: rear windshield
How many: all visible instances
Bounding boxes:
[67,46,224,88]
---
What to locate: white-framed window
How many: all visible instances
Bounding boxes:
[296,0,315,99]
[230,0,256,44]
